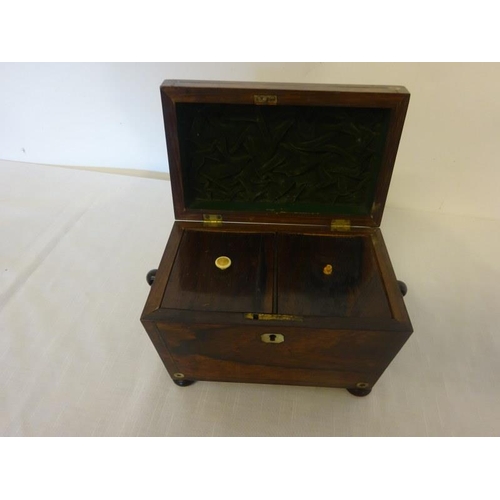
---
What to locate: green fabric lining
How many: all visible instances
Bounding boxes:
[176,103,390,215]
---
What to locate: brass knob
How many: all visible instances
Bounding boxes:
[323,264,333,275]
[215,256,231,270]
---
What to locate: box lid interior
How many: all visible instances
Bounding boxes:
[161,80,409,227]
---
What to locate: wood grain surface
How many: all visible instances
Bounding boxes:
[277,233,392,318]
[156,322,410,389]
[161,229,274,313]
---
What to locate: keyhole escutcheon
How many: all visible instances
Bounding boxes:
[261,333,285,344]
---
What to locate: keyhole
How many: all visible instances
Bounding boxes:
[261,333,284,344]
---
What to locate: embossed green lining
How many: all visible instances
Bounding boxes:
[176,103,391,215]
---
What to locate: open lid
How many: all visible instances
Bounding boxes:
[161,80,410,227]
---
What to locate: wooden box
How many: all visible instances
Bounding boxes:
[141,80,413,397]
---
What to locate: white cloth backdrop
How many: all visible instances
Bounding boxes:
[1,160,499,436]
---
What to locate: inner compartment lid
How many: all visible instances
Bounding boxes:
[161,80,410,227]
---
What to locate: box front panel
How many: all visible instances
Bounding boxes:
[156,322,409,389]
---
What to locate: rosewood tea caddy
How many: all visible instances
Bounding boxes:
[141,80,413,397]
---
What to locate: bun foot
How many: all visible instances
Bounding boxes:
[173,379,195,387]
[347,387,372,397]
[397,280,408,296]
[146,269,157,286]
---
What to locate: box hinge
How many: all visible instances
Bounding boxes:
[330,219,351,231]
[203,214,223,227]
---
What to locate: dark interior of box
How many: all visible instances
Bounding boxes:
[176,103,391,215]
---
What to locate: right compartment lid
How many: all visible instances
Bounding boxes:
[277,232,392,319]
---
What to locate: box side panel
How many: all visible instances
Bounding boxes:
[371,228,413,329]
[141,320,181,376]
[141,221,183,318]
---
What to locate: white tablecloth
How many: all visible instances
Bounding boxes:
[1,160,499,436]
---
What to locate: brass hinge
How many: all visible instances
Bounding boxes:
[330,219,351,231]
[203,214,223,227]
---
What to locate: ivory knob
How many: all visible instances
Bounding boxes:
[215,256,232,270]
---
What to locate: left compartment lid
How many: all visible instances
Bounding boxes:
[161,229,275,314]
